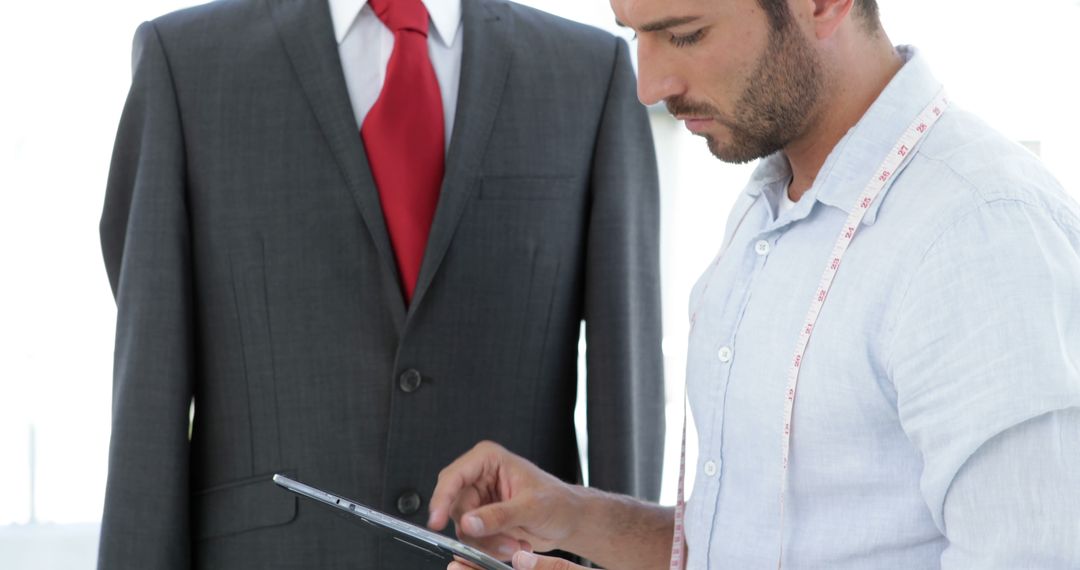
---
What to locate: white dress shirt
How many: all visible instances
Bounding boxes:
[684,46,1080,568]
[328,0,463,149]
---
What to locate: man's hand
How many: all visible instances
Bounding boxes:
[448,551,590,570]
[431,440,675,570]
[428,441,585,560]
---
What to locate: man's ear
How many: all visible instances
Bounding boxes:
[797,0,855,39]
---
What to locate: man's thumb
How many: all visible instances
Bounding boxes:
[460,496,530,538]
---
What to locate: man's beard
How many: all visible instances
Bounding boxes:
[666,22,826,164]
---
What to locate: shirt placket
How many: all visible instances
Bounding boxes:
[696,196,781,559]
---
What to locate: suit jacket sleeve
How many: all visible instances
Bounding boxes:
[98,21,194,570]
[583,37,665,502]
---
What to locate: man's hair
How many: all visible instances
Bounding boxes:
[757,0,881,32]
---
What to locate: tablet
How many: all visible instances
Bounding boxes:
[273,474,512,570]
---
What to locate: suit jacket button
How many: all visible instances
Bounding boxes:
[397,491,422,515]
[399,369,423,393]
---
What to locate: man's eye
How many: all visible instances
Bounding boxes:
[670,29,705,47]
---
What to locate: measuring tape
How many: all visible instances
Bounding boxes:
[669,90,949,570]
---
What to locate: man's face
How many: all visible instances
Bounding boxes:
[613,0,825,163]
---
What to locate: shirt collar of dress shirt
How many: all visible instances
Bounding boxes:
[747,46,943,226]
[328,0,463,47]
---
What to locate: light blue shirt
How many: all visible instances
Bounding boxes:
[684,46,1080,569]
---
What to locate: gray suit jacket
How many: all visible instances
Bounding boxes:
[98,0,663,567]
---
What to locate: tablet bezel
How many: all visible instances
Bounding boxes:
[272,474,512,570]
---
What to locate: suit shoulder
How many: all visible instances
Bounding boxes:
[134,0,284,74]
[147,0,263,44]
[496,0,623,69]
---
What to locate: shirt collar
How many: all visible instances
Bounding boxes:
[328,0,462,47]
[747,46,944,226]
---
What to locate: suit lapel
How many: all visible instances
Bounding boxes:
[407,0,514,317]
[266,0,407,328]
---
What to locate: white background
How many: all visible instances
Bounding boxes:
[1,0,1078,566]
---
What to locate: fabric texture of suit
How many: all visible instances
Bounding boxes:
[98,0,663,567]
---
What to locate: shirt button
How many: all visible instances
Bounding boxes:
[399,369,423,393]
[703,460,718,477]
[755,240,771,256]
[397,491,422,515]
[717,346,733,363]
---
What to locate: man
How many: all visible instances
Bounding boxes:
[429,0,1080,568]
[98,0,664,567]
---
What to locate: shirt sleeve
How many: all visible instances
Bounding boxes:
[885,197,1080,567]
[939,408,1080,567]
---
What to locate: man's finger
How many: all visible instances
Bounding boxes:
[448,555,484,570]
[512,551,587,570]
[449,485,484,524]
[459,494,532,538]
[429,442,504,530]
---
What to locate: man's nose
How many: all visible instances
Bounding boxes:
[635,45,685,106]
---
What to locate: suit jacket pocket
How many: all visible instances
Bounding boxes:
[193,470,298,541]
[478,175,573,200]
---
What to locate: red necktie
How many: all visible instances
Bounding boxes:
[361,0,445,304]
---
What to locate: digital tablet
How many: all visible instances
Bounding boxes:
[273,474,512,570]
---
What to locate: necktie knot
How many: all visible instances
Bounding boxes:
[368,0,430,36]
